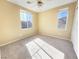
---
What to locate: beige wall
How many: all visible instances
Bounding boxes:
[38,2,77,40]
[0,48,1,59]
[0,0,77,46]
[0,0,38,46]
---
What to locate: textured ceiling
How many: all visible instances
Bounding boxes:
[8,0,77,12]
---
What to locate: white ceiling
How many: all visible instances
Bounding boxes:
[8,0,77,12]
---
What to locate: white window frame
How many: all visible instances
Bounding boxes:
[20,9,32,30]
[57,8,69,31]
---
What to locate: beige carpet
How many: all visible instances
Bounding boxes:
[0,35,78,59]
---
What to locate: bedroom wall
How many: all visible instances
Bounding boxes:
[0,48,1,59]
[71,7,78,57]
[38,2,77,40]
[0,0,38,46]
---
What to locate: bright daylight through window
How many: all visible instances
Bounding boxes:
[20,9,32,29]
[57,8,68,30]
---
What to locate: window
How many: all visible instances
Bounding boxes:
[57,8,68,30]
[26,38,64,59]
[20,9,32,29]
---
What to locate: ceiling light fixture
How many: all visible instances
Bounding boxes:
[27,1,31,4]
[26,0,43,7]
[37,0,43,6]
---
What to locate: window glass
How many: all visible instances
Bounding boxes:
[20,9,32,29]
[57,8,68,30]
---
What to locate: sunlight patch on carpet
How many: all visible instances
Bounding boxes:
[26,38,64,59]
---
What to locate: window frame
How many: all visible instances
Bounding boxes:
[57,8,69,31]
[20,9,32,30]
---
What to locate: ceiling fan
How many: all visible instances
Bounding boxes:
[26,0,44,7]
